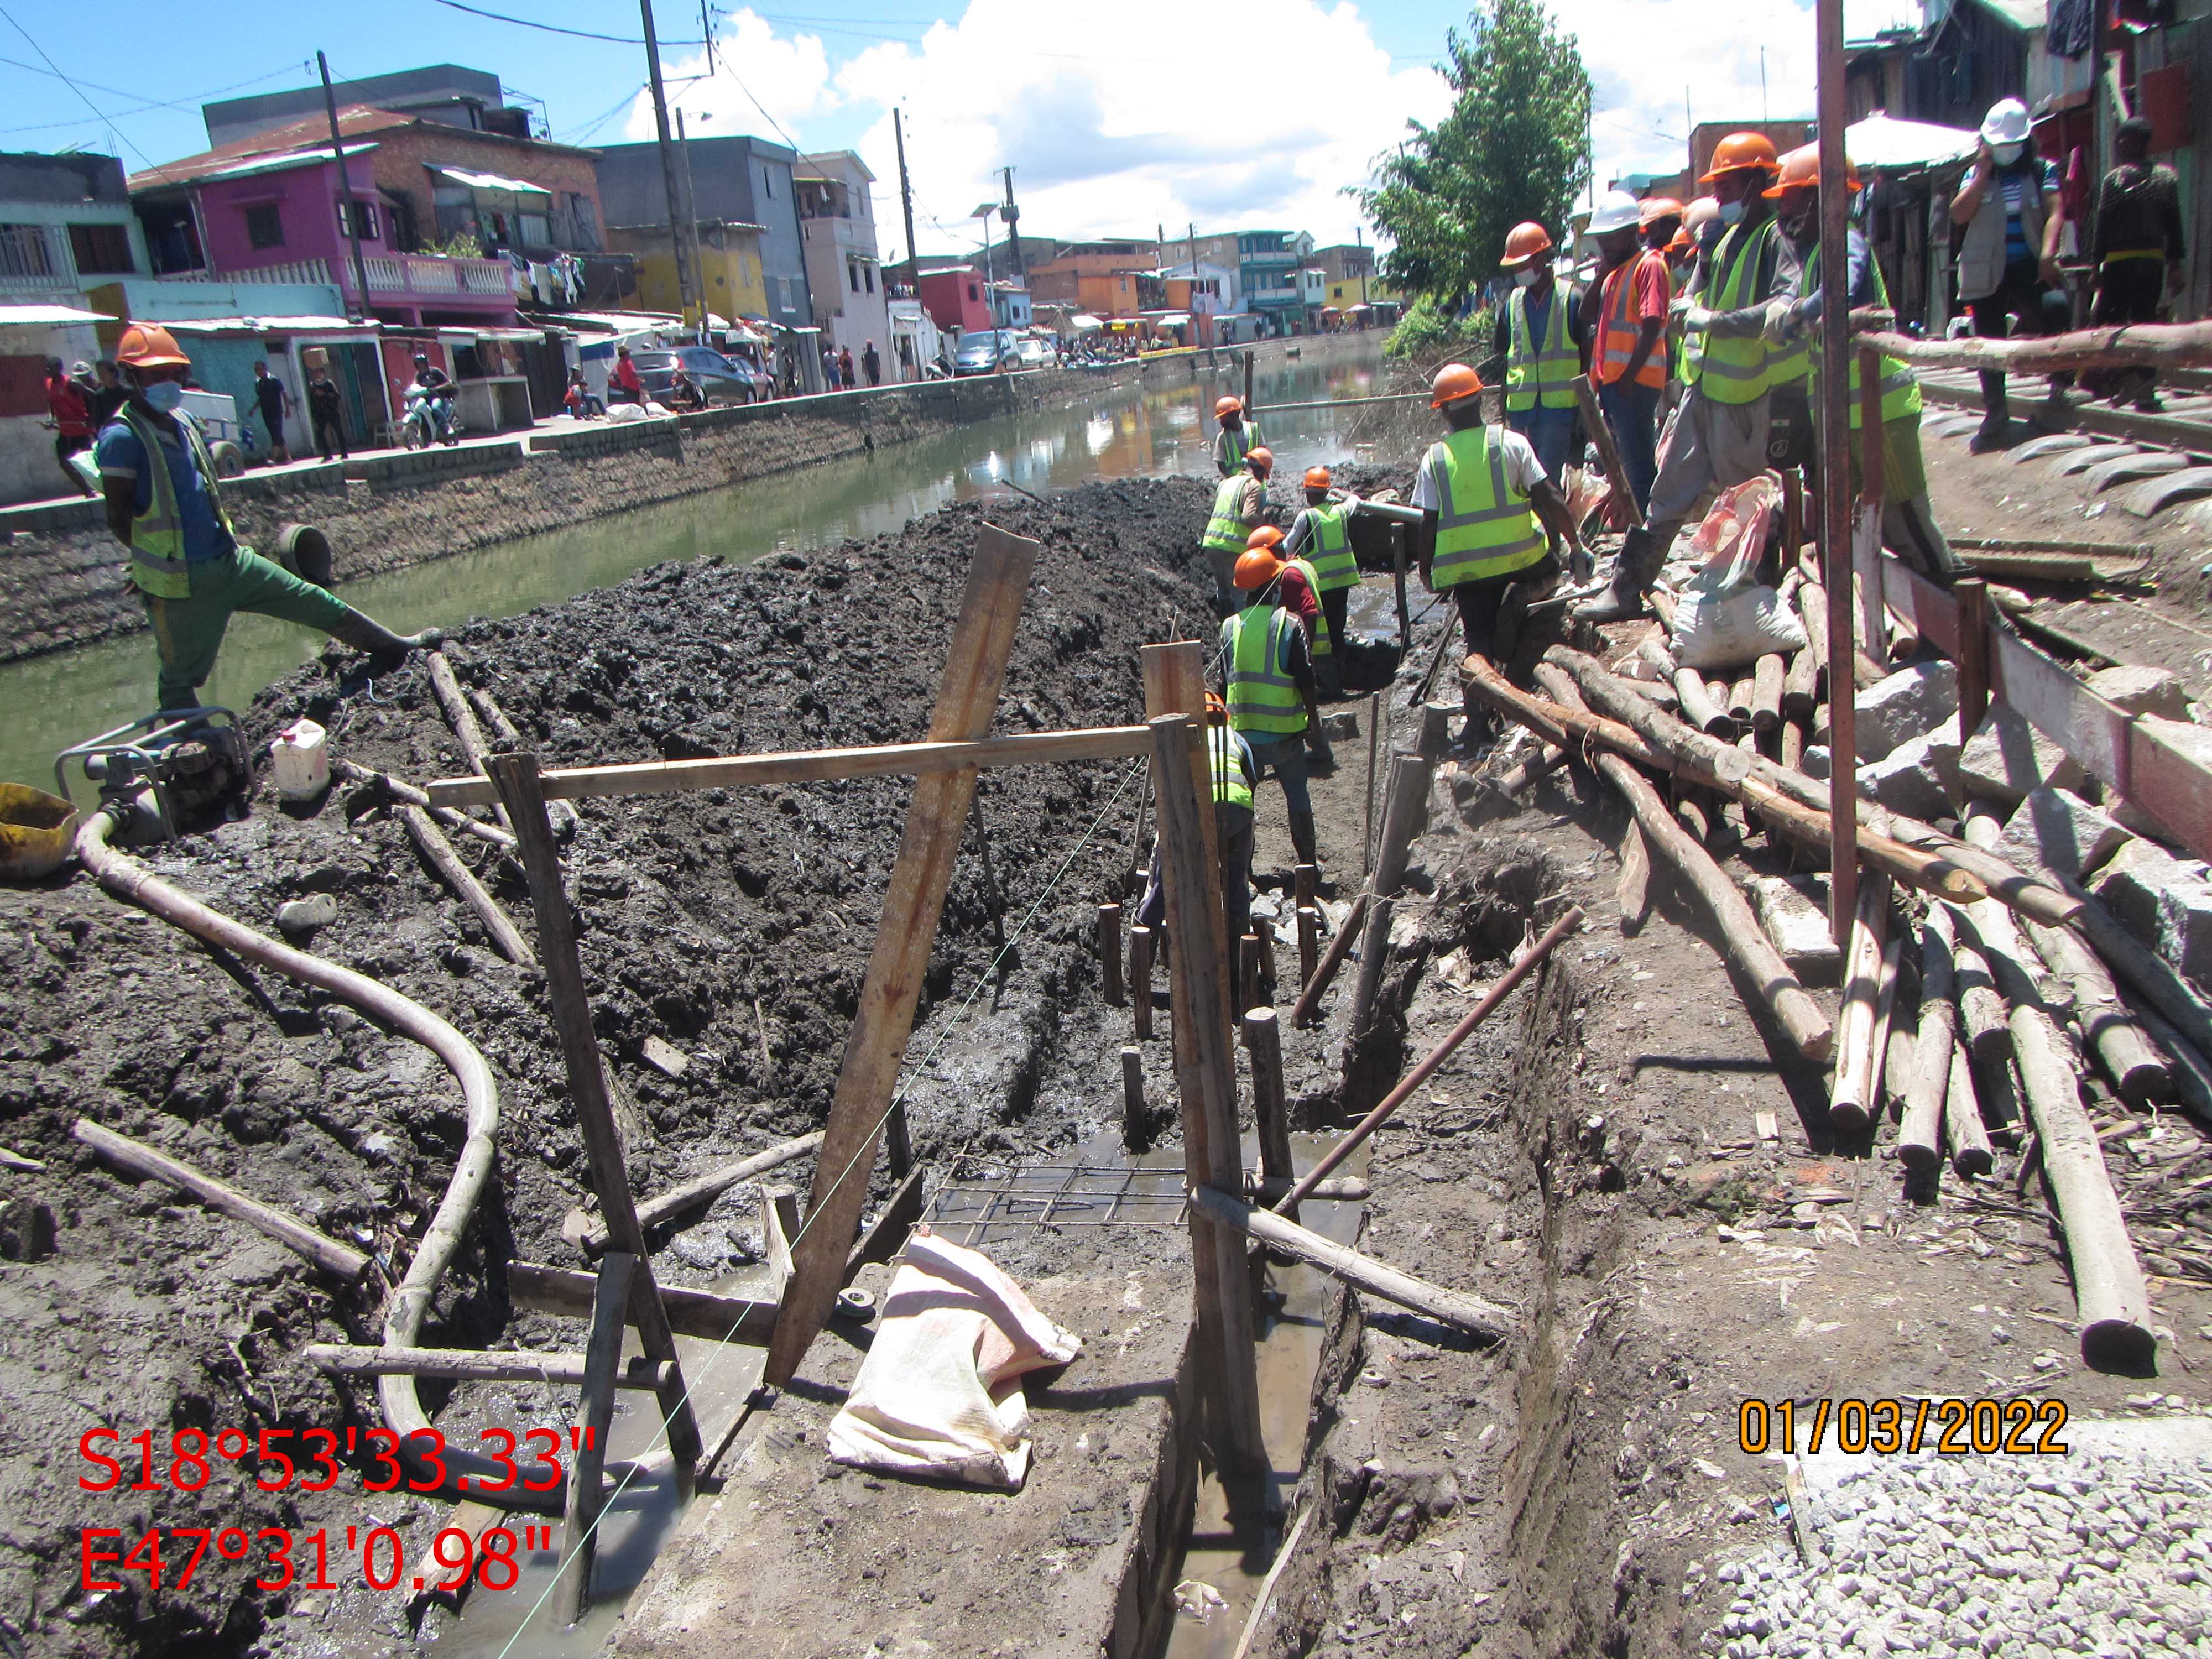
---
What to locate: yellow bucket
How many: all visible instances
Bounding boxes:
[0,784,79,882]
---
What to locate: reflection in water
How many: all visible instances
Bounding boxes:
[7,346,1386,792]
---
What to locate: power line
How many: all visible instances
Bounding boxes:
[0,5,178,178]
[432,0,705,45]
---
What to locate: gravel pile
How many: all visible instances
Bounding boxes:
[1704,1445,2212,1658]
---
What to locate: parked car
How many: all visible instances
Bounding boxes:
[1015,336,1060,370]
[952,330,1019,375]
[632,346,759,405]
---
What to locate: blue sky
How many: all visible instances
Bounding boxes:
[4,0,1920,259]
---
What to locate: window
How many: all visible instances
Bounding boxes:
[968,282,978,300]
[244,204,285,249]
[564,191,600,252]
[0,224,54,279]
[336,199,378,241]
[863,264,874,294]
[778,275,793,309]
[848,260,860,294]
[518,211,551,246]
[763,166,774,200]
[67,222,133,275]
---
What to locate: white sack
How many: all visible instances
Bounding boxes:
[826,1228,1082,1490]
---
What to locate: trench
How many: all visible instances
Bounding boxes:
[4,343,1387,798]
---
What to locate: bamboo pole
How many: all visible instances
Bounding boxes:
[399,805,535,967]
[73,1120,368,1279]
[1899,908,1959,1172]
[577,1132,822,1257]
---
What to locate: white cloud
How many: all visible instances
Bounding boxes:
[621,10,842,147]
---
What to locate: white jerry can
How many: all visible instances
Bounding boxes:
[270,718,331,802]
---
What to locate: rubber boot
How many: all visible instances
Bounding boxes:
[1970,372,2008,452]
[330,607,445,676]
[1288,810,1318,870]
[1572,525,1661,624]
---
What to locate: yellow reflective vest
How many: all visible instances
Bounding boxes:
[1800,243,1922,430]
[115,406,238,598]
[1426,426,1546,589]
[1298,501,1358,591]
[1682,218,1785,405]
[1504,284,1579,413]
[1222,605,1306,735]
[1202,474,1253,554]
[1285,556,1331,658]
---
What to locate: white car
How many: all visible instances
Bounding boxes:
[1015,337,1061,369]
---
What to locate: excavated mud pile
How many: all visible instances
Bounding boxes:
[0,476,1214,1657]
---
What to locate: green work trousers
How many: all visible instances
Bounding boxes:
[1842,410,1960,584]
[142,546,350,710]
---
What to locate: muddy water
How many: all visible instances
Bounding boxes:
[7,343,1390,797]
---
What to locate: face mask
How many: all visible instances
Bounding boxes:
[1717,199,1746,226]
[1514,267,1538,288]
[142,381,184,413]
[1992,142,2024,165]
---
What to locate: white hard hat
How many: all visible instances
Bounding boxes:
[1980,97,2031,146]
[1587,189,1643,235]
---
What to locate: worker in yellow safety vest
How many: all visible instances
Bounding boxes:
[1133,692,1261,961]
[1578,132,1801,624]
[1199,444,1274,614]
[1493,221,1583,484]
[1763,143,1960,585]
[1281,465,1360,699]
[1412,363,1584,745]
[1213,542,1332,869]
[1213,395,1262,476]
[95,322,440,709]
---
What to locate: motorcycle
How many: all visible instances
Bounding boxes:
[401,387,460,450]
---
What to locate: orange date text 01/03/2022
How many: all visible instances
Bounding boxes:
[81,1521,560,1595]
[76,1425,594,1497]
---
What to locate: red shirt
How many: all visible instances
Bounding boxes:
[46,374,92,439]
[612,356,643,395]
[1276,562,1321,637]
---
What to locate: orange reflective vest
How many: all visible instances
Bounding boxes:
[1596,251,1668,390]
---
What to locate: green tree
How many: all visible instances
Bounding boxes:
[1361,0,1593,305]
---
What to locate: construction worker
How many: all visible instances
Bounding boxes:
[1412,363,1584,741]
[1282,465,1361,698]
[1213,395,1262,476]
[1134,693,1259,955]
[1952,97,2072,451]
[1199,444,1273,614]
[1584,189,1670,515]
[1765,144,1960,585]
[1639,197,1686,265]
[1245,526,1324,656]
[1494,222,1583,483]
[1579,133,1799,624]
[1215,542,1332,870]
[95,323,439,711]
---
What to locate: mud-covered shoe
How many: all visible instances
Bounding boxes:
[1572,577,1651,625]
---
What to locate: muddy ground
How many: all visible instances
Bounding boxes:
[0,474,1234,1656]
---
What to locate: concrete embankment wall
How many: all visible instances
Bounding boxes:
[0,333,1372,664]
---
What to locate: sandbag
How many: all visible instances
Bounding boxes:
[1667,474,1804,671]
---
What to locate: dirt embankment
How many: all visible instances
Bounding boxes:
[0,476,1215,1657]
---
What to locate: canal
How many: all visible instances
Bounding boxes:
[7,342,1395,796]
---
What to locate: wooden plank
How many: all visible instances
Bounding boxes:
[558,1251,631,1624]
[1142,646,1232,1031]
[302,1343,671,1389]
[426,724,1155,808]
[577,1131,821,1257]
[509,1260,779,1346]
[765,525,1038,1389]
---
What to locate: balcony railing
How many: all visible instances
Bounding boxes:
[362,254,514,297]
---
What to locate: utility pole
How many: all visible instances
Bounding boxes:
[1000,166,1024,285]
[893,107,921,295]
[639,0,702,329]
[676,109,706,337]
[317,52,373,324]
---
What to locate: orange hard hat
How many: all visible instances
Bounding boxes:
[1205,690,1228,721]
[1700,131,1782,182]
[1246,525,1285,552]
[116,322,191,369]
[1214,395,1243,417]
[1764,142,1860,197]
[1430,362,1482,408]
[1302,466,1332,489]
[1638,196,1686,229]
[1234,547,1284,590]
[1667,225,1694,255]
[1500,221,1554,269]
[1245,445,1272,475]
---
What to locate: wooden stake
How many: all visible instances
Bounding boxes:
[1240,932,1263,1011]
[1290,891,1368,1029]
[1781,643,1819,719]
[333,758,515,849]
[766,526,1036,1389]
[1672,666,1734,734]
[1099,902,1125,1005]
[1829,877,1894,1133]
[2024,917,2173,1108]
[1348,752,1434,1041]
[72,1120,368,1280]
[1121,1045,1147,1148]
[1751,653,1785,734]
[1944,1042,1995,1177]
[399,805,535,967]
[1296,904,1320,989]
[468,686,577,837]
[1899,908,1958,1172]
[1361,691,1381,881]
[1951,926,2015,1069]
[1575,372,1646,526]
[487,752,703,1484]
[558,1250,631,1625]
[1253,919,1278,992]
[1955,579,1991,740]
[1294,861,1317,911]
[426,652,512,832]
[1130,925,1155,1040]
[1727,675,1755,727]
[578,1131,821,1257]
[1243,1008,1295,1201]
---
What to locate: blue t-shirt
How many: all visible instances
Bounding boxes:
[2000,161,2060,266]
[95,411,236,565]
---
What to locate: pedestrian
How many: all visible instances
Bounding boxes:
[1136,694,1259,949]
[1584,189,1670,517]
[898,335,915,382]
[667,365,707,410]
[1579,132,1798,624]
[609,344,645,406]
[1415,363,1584,742]
[44,356,97,498]
[1951,97,2073,450]
[87,358,126,428]
[1494,222,1583,486]
[1199,444,1274,614]
[1214,542,1333,873]
[838,345,855,389]
[1281,465,1361,698]
[821,344,837,389]
[863,339,881,386]
[562,366,603,420]
[306,362,349,461]
[249,361,293,466]
[1767,143,1959,586]
[1212,395,1262,477]
[2090,116,2185,412]
[93,324,439,711]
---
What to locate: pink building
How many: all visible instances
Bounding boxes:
[916,265,992,336]
[131,145,517,329]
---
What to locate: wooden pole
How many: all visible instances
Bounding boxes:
[333,759,515,849]
[1143,644,1232,1030]
[303,1343,672,1389]
[1751,653,1785,734]
[968,794,1008,954]
[557,1250,631,1625]
[1240,932,1263,1011]
[1574,372,1646,527]
[1281,906,1582,1212]
[1296,904,1319,990]
[72,1120,368,1280]
[2063,883,2212,1061]
[427,653,512,832]
[1099,902,1125,1005]
[1348,753,1434,1039]
[468,687,576,837]
[1726,675,1755,729]
[1147,712,1268,1475]
[1121,1045,1148,1148]
[509,1261,778,1345]
[1129,925,1155,1040]
[1898,907,1959,1172]
[1391,526,1411,652]
[766,527,1036,1389]
[1674,669,1736,738]
[1955,578,1991,742]
[1243,1008,1296,1201]
[1815,0,1856,948]
[2023,917,2173,1108]
[399,805,535,967]
[490,755,704,1482]
[1253,919,1278,993]
[1360,691,1381,881]
[1944,1044,1995,1176]
[1291,891,1368,1029]
[1191,1184,1512,1342]
[577,1132,821,1257]
[1829,877,1894,1133]
[1852,317,2212,374]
